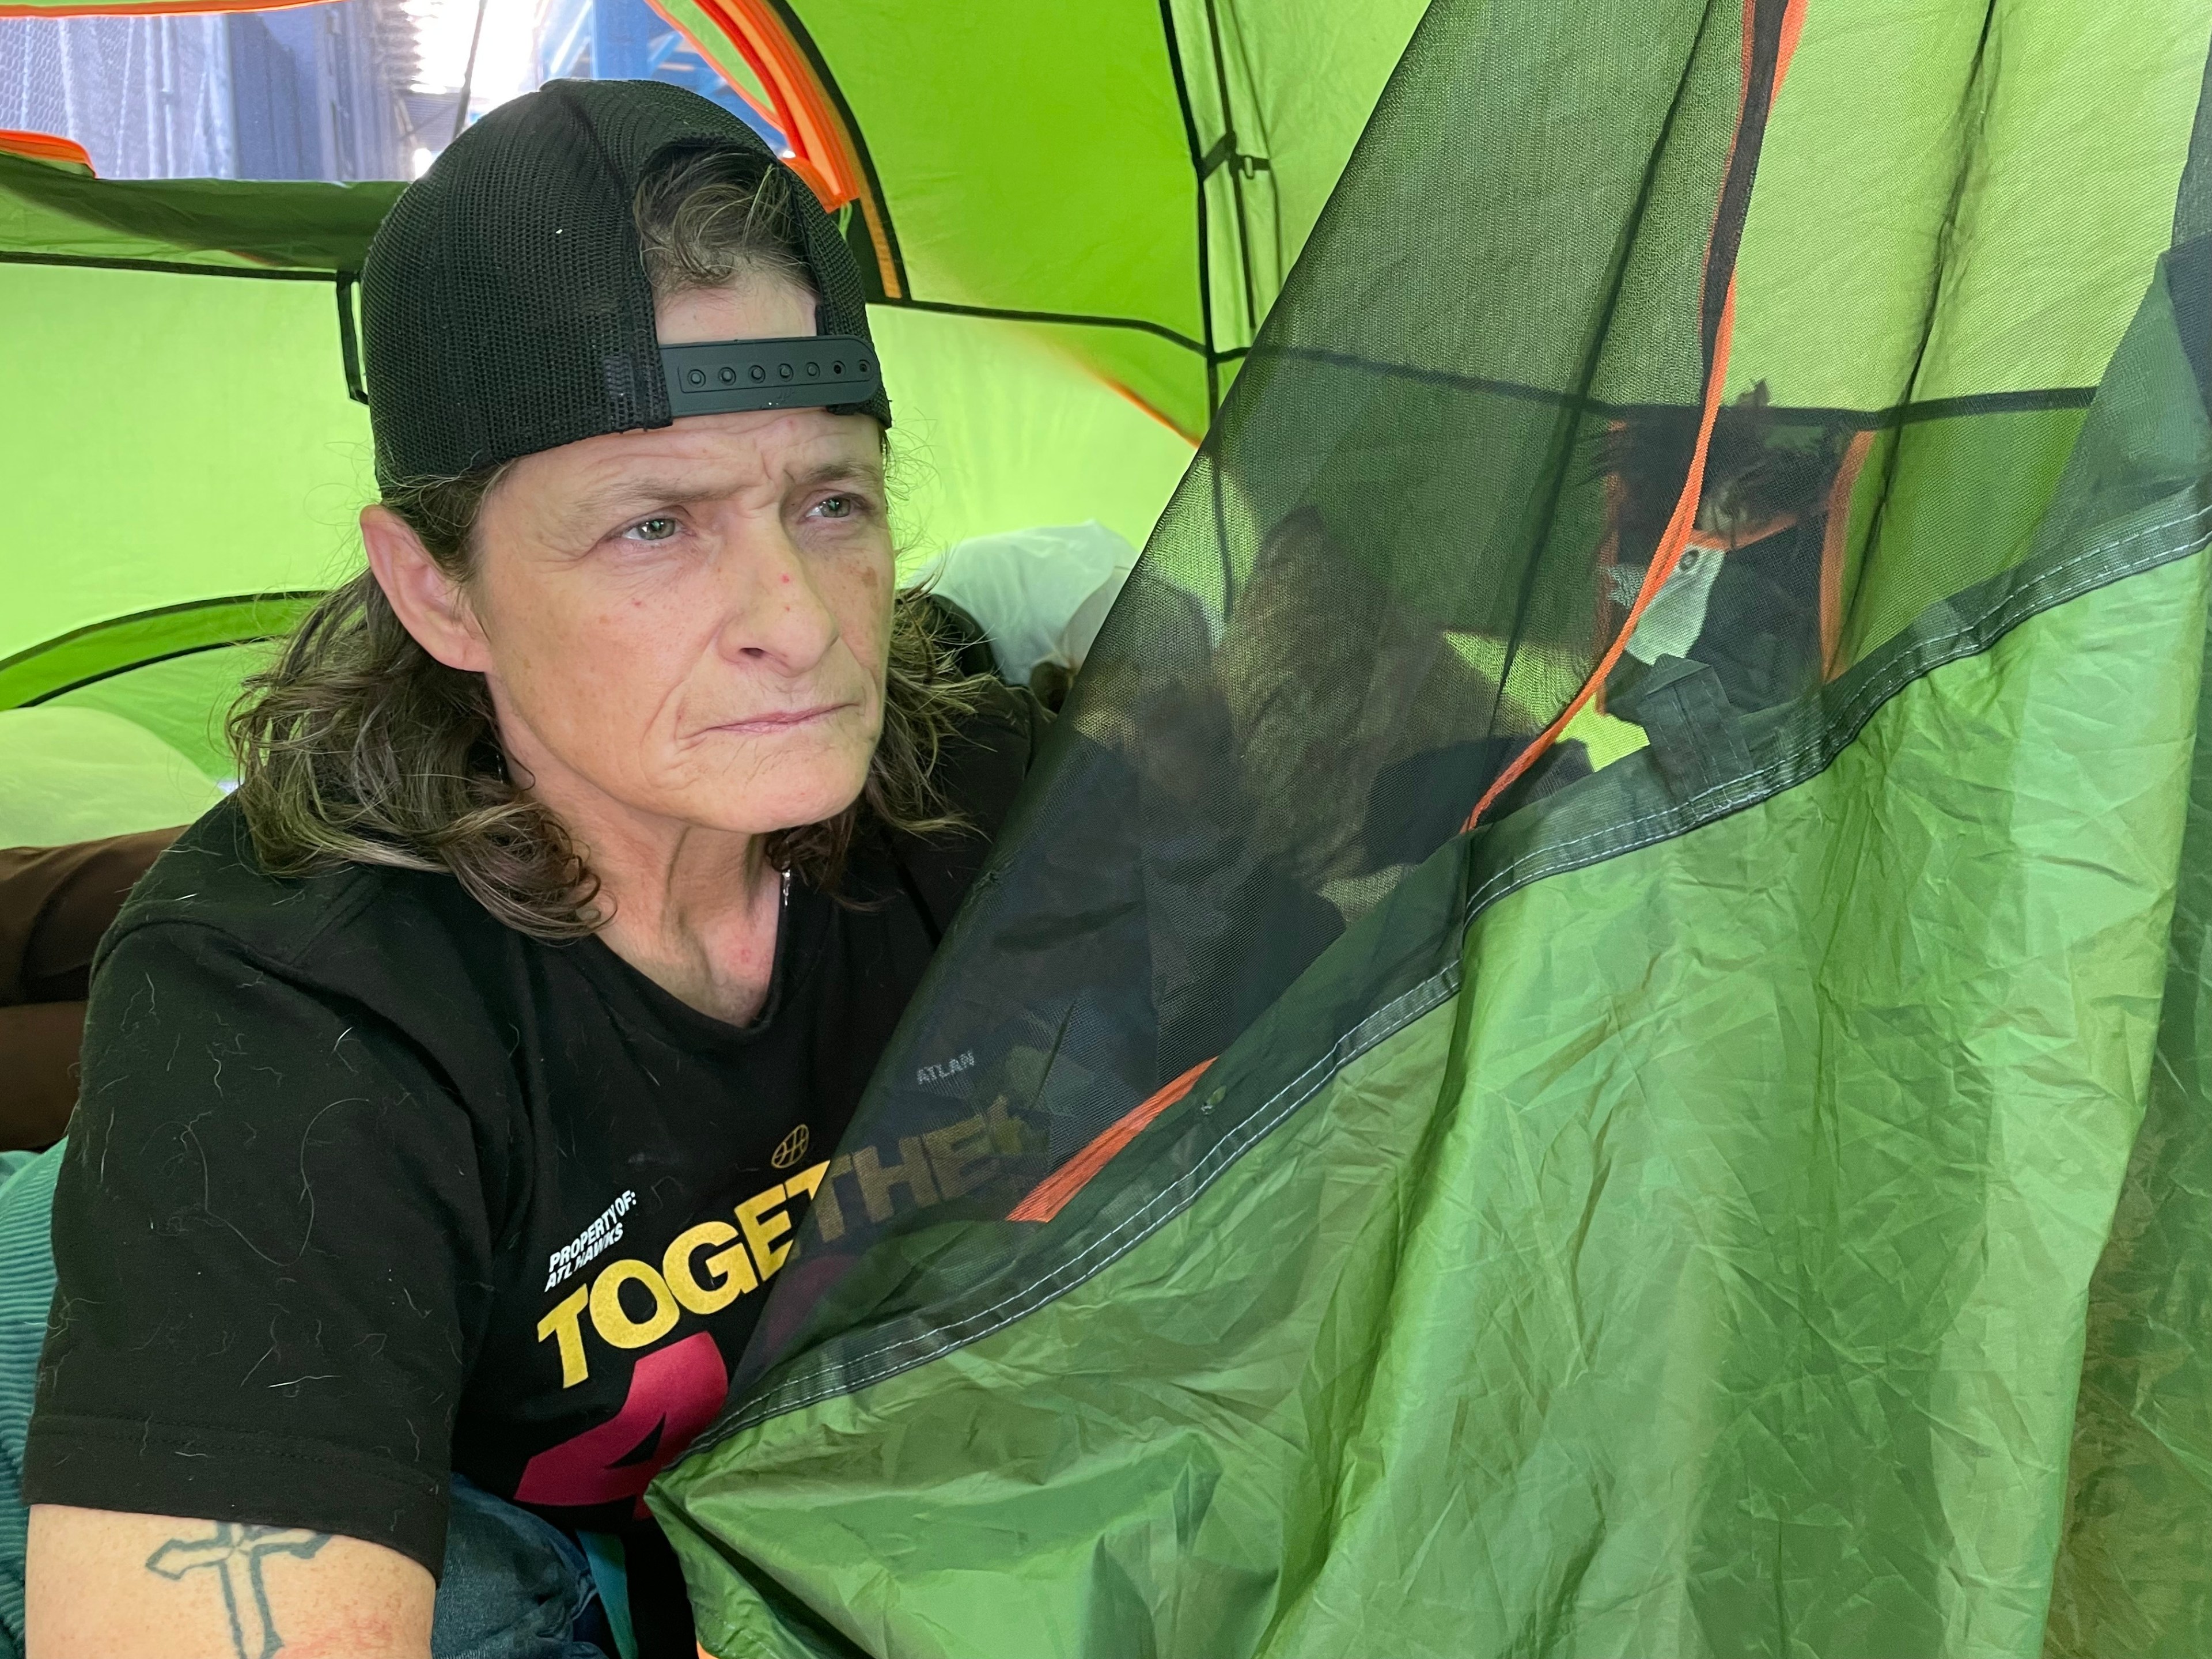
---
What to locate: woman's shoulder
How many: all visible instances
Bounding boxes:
[104,795,493,984]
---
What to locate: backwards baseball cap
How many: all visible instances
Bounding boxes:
[360,78,891,492]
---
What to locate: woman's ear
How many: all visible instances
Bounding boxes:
[361,505,490,673]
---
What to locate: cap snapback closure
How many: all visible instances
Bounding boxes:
[661,335,880,418]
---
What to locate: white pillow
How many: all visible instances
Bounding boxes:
[907,521,1138,686]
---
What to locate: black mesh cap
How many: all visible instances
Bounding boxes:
[360,78,891,491]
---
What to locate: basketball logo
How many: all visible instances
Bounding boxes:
[771,1123,811,1170]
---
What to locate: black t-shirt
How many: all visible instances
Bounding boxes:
[24,689,1041,1588]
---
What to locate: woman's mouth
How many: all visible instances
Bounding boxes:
[708,703,851,736]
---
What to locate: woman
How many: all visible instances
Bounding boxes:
[20,81,1040,1658]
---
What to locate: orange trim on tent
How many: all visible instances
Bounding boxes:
[637,0,783,132]
[1464,0,1804,831]
[1590,443,1626,715]
[1737,0,1806,101]
[1463,286,1740,830]
[1008,1059,1215,1224]
[715,0,861,203]
[1100,373,1202,447]
[1819,427,1876,679]
[0,128,93,171]
[676,0,904,298]
[1775,0,1809,92]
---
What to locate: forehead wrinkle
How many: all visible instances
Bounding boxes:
[792,456,884,491]
[573,475,733,515]
[550,459,759,535]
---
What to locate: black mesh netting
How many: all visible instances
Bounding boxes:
[713,0,1805,1408]
[361,78,886,489]
[711,0,2212,1425]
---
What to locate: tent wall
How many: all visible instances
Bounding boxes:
[666,0,1427,437]
[0,156,1195,786]
[649,0,2212,1652]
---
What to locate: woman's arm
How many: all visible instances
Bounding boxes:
[25,915,493,1597]
[28,1504,431,1659]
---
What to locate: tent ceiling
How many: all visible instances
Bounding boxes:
[656,0,1428,436]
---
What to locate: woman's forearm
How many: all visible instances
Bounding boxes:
[26,1503,434,1659]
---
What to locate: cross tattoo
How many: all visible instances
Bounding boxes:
[145,1523,329,1659]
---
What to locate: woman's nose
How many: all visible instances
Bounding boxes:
[714,531,841,669]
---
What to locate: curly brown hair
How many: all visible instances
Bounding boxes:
[227,150,984,938]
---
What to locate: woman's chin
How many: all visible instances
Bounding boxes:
[680,756,872,837]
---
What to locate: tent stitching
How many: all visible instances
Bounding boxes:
[697,967,1464,1445]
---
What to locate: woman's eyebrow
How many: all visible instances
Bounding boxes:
[788,457,884,493]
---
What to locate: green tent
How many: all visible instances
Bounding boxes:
[643,0,1427,437]
[0,156,1195,787]
[643,1,2212,1655]
[0,0,1431,801]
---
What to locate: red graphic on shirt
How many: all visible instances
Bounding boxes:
[514,1331,727,1512]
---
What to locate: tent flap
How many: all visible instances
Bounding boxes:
[650,1,2212,1654]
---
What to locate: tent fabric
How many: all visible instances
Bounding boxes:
[0,152,1194,783]
[646,0,2212,1653]
[4,0,1429,787]
[0,157,403,779]
[674,0,1429,437]
[665,537,2212,1659]
[0,709,220,846]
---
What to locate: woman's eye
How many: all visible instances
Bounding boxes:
[626,516,680,543]
[811,494,857,520]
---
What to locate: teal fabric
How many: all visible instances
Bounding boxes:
[0,1143,63,1659]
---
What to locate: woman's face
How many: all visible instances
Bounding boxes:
[452,278,894,839]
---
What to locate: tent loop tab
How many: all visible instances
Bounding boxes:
[335,272,369,407]
[1195,130,1271,182]
[1614,654,1752,802]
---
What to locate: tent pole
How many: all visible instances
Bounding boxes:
[450,0,493,146]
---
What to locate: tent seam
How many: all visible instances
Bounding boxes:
[707,968,1462,1440]
[1458,498,2212,927]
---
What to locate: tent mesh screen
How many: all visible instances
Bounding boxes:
[717,0,1803,1409]
[705,0,2212,1439]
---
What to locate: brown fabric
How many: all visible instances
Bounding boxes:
[0,827,183,1005]
[0,827,183,1150]
[0,1000,89,1151]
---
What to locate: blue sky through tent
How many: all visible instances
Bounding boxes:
[0,0,780,182]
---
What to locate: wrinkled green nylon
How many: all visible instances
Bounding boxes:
[657,541,2212,1657]
[2043,534,2212,1656]
[0,151,399,270]
[1728,6,2212,407]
